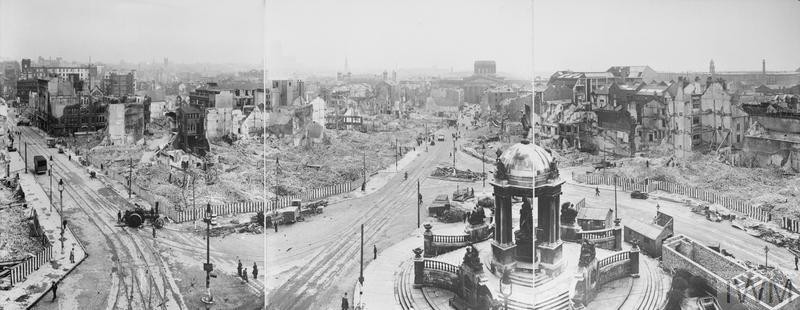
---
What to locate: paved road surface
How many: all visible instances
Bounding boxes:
[266,125,478,309]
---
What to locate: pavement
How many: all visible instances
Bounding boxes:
[0,144,87,310]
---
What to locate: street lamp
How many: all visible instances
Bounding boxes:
[481,144,486,189]
[49,162,53,212]
[202,202,215,304]
[58,178,65,253]
[499,268,513,310]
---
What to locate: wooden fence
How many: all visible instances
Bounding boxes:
[782,217,800,233]
[8,211,53,286]
[572,172,771,223]
[164,177,365,223]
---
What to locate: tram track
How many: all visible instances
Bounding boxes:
[21,126,185,309]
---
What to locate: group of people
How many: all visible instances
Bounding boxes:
[237,259,258,283]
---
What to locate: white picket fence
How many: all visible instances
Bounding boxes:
[165,177,365,223]
[572,172,771,223]
[9,244,52,286]
[782,217,800,233]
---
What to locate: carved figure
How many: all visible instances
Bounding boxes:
[518,198,533,239]
[578,239,596,268]
[468,205,486,225]
[560,203,578,225]
[462,245,482,271]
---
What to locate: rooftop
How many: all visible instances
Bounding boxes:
[577,206,612,221]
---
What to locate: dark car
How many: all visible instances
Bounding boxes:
[16,118,30,126]
[631,190,649,199]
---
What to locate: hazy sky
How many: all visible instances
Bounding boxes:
[266,0,533,78]
[0,0,264,65]
[533,0,800,75]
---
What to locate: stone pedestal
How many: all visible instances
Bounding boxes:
[459,262,487,307]
[413,248,425,288]
[514,230,533,263]
[423,224,434,258]
[537,241,564,277]
[491,240,517,273]
[465,222,491,243]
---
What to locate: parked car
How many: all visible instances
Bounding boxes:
[630,190,648,199]
[437,134,445,141]
[16,118,30,126]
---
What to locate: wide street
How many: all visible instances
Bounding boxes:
[10,109,262,309]
[266,124,490,310]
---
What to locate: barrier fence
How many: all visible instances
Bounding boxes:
[782,217,800,233]
[597,251,630,269]
[424,259,460,274]
[8,211,53,286]
[164,176,365,223]
[572,172,771,223]
[82,151,367,223]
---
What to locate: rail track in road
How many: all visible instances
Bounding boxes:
[22,126,185,309]
[267,128,461,309]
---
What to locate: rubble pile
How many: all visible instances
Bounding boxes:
[0,182,43,261]
[431,166,485,181]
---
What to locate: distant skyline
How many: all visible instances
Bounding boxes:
[0,0,264,66]
[265,0,533,79]
[532,0,800,75]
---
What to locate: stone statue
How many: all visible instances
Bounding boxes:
[495,149,507,180]
[560,202,577,225]
[518,198,533,239]
[468,205,486,225]
[462,245,483,271]
[578,239,596,268]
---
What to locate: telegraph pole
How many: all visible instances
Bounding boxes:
[362,151,366,191]
[24,142,27,173]
[202,202,215,304]
[614,175,619,225]
[395,137,398,172]
[128,158,133,198]
[417,180,420,228]
[359,223,364,285]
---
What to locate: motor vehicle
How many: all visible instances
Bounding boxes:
[630,190,648,199]
[697,297,721,310]
[16,118,30,126]
[437,134,445,141]
[46,138,56,148]
[33,155,47,174]
[428,194,451,217]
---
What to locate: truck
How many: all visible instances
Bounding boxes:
[33,155,47,174]
[46,138,56,148]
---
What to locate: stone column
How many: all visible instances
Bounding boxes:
[613,225,622,251]
[494,190,513,244]
[413,248,425,288]
[536,184,565,277]
[630,246,640,278]
[423,224,434,258]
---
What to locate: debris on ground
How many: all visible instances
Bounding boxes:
[431,166,485,181]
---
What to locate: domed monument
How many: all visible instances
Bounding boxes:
[491,140,565,277]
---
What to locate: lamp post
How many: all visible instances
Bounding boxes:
[362,151,366,191]
[499,268,513,310]
[481,144,486,189]
[359,223,365,286]
[58,179,64,253]
[49,161,53,212]
[202,202,215,304]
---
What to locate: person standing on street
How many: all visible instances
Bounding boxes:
[152,225,156,238]
[795,255,798,270]
[69,247,75,263]
[273,220,278,233]
[342,292,349,310]
[252,262,258,279]
[117,211,122,222]
[242,268,248,283]
[51,281,58,302]
[373,245,377,259]
[237,259,243,277]
[595,187,600,196]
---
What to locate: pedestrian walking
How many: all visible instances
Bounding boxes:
[237,260,243,277]
[117,211,122,222]
[795,255,798,271]
[242,268,248,283]
[152,225,156,238]
[69,247,75,263]
[252,262,258,279]
[595,187,600,196]
[274,220,278,233]
[342,292,349,310]
[51,281,57,302]
[373,245,377,259]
